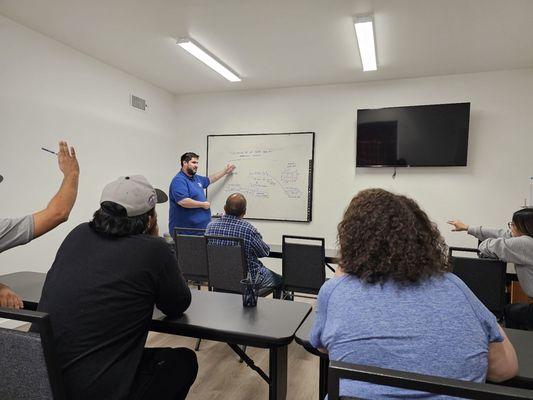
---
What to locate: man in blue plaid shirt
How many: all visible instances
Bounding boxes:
[206,193,283,297]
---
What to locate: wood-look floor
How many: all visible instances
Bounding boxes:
[145,293,319,400]
[145,331,320,400]
[15,290,320,399]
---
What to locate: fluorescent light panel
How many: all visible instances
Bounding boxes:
[354,15,377,71]
[177,38,241,82]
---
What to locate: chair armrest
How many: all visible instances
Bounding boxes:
[328,360,533,400]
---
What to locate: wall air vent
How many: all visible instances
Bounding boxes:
[130,94,147,111]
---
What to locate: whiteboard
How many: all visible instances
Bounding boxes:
[206,132,315,222]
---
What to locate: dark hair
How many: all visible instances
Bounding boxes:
[180,152,199,167]
[337,189,448,285]
[512,207,533,237]
[224,193,247,217]
[89,201,154,237]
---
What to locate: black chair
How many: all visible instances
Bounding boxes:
[205,235,248,293]
[174,227,207,350]
[174,227,208,285]
[449,247,508,320]
[205,235,257,361]
[0,307,66,400]
[282,235,326,298]
[328,360,533,400]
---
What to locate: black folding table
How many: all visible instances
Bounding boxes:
[0,271,311,400]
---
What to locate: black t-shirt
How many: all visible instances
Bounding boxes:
[36,223,191,400]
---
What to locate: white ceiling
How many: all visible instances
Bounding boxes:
[1,0,533,95]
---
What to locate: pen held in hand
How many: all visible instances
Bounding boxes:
[41,147,57,155]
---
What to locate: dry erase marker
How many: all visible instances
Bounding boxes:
[41,147,57,155]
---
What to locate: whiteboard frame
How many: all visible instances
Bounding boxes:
[206,132,315,223]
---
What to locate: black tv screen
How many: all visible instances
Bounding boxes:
[356,102,470,167]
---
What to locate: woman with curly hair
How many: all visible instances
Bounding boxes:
[310,189,517,399]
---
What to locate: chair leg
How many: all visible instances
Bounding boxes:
[238,345,247,363]
[283,291,294,301]
[195,338,202,351]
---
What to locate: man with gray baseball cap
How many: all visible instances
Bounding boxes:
[36,174,197,400]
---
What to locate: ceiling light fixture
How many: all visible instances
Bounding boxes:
[177,38,241,82]
[354,15,377,71]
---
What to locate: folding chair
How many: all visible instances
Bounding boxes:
[0,307,66,400]
[328,360,533,400]
[282,235,327,299]
[449,246,508,320]
[174,227,208,286]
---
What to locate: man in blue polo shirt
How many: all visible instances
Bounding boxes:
[169,152,234,234]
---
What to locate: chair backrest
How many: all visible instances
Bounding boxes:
[174,228,208,282]
[282,235,326,294]
[449,247,507,320]
[328,360,533,400]
[0,307,66,400]
[205,235,247,293]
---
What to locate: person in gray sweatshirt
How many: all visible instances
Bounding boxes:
[448,207,533,330]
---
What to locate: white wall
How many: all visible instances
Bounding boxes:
[2,12,533,275]
[0,15,180,272]
[174,69,533,250]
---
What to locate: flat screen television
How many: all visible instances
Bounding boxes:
[356,102,470,167]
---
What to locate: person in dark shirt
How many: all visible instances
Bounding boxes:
[36,175,197,400]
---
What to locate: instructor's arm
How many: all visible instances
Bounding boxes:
[33,141,79,238]
[208,164,235,184]
[177,198,210,209]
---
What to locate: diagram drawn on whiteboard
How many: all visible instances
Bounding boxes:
[206,132,314,222]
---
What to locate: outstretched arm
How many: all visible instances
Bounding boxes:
[448,220,510,240]
[208,164,235,184]
[32,141,79,238]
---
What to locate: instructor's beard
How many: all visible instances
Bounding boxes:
[187,167,196,176]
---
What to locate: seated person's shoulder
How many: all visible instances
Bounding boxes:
[320,274,351,295]
[438,272,465,289]
[65,222,92,238]
[124,234,175,259]
[143,234,173,251]
[242,219,260,232]
[441,272,488,306]
[512,234,533,245]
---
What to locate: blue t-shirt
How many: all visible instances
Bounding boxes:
[310,273,503,399]
[169,171,211,233]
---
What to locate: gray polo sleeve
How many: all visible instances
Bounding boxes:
[0,215,35,253]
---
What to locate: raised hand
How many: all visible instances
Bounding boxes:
[57,141,79,177]
[447,220,469,232]
[225,164,235,174]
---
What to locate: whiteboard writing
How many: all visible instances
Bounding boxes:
[207,133,314,221]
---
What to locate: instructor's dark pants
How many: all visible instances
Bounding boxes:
[504,303,533,330]
[130,347,198,400]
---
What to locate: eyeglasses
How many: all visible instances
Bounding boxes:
[508,221,515,229]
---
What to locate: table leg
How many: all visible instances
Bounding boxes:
[269,345,288,400]
[319,356,328,400]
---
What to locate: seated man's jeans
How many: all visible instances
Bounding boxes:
[260,268,283,299]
